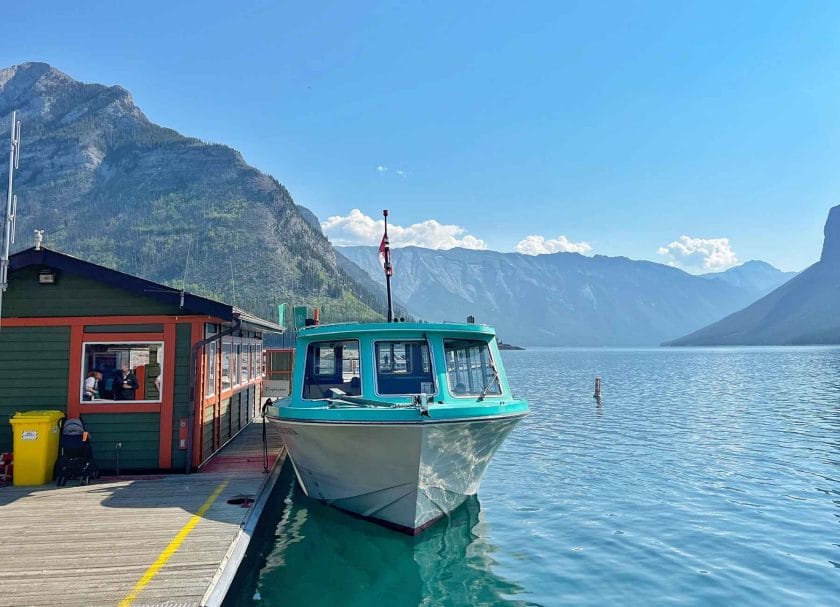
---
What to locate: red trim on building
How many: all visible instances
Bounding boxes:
[67,325,84,419]
[1,314,216,327]
[158,322,177,468]
[190,320,205,468]
[81,332,164,343]
[80,403,162,414]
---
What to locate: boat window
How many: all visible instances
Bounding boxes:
[303,340,362,399]
[374,341,435,395]
[443,339,501,397]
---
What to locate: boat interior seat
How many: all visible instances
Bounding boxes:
[376,375,434,395]
[305,380,362,399]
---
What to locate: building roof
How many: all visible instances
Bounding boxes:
[9,246,284,333]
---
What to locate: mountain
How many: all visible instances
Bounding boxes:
[0,62,383,322]
[700,260,797,294]
[338,246,794,346]
[666,204,840,345]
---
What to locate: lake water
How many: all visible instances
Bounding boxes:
[227,347,840,606]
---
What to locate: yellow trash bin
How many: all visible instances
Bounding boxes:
[9,410,65,486]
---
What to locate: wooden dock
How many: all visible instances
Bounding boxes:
[0,420,286,607]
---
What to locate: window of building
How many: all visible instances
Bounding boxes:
[374,341,435,395]
[205,341,217,397]
[232,341,240,387]
[246,343,252,381]
[302,340,361,399]
[221,339,233,391]
[81,342,164,402]
[443,339,501,397]
[239,343,249,385]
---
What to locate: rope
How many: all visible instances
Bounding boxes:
[262,399,270,472]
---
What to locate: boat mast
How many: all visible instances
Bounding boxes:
[0,111,22,331]
[382,209,394,322]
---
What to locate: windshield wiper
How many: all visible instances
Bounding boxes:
[477,367,500,401]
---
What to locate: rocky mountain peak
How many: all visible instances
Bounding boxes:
[0,62,59,87]
[737,260,774,270]
[0,62,146,128]
[820,203,840,262]
[0,61,384,323]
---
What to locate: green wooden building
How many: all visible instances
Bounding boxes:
[0,246,283,472]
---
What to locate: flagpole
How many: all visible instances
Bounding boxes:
[383,209,394,322]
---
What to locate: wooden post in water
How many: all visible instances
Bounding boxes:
[593,376,602,399]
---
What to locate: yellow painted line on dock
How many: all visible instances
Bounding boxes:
[118,479,231,607]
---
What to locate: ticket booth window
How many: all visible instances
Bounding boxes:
[81,342,164,402]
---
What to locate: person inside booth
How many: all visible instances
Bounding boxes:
[114,364,139,400]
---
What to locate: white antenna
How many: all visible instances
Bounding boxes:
[0,111,22,331]
[179,236,192,308]
[229,257,236,307]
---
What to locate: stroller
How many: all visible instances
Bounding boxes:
[55,418,99,486]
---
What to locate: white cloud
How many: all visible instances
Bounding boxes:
[321,209,487,250]
[514,234,593,255]
[376,165,408,177]
[657,235,738,272]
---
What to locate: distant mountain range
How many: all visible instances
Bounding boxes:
[0,62,384,322]
[666,204,840,345]
[338,246,795,346]
[4,61,821,347]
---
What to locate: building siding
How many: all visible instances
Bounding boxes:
[0,326,71,452]
[4,268,182,317]
[202,404,215,462]
[82,413,161,470]
[220,397,231,445]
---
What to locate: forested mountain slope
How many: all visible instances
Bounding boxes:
[0,62,382,322]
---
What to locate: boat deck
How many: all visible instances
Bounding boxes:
[0,420,286,607]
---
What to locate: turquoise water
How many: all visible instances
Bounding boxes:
[229,347,840,606]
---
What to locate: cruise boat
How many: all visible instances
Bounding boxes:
[265,320,528,534]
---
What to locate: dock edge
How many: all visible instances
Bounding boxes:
[200,446,287,607]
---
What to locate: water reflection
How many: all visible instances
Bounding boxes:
[235,348,840,607]
[252,469,533,607]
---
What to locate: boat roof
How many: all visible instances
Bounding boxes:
[297,321,496,340]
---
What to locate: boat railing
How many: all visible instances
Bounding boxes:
[323,390,430,413]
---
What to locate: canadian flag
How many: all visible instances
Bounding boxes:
[379,234,393,277]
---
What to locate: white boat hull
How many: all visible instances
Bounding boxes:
[272,415,524,533]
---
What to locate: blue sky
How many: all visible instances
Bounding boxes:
[4,1,839,271]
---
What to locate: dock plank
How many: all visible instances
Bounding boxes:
[0,421,285,607]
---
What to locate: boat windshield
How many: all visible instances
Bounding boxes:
[443,338,501,397]
[302,340,361,399]
[375,340,436,395]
